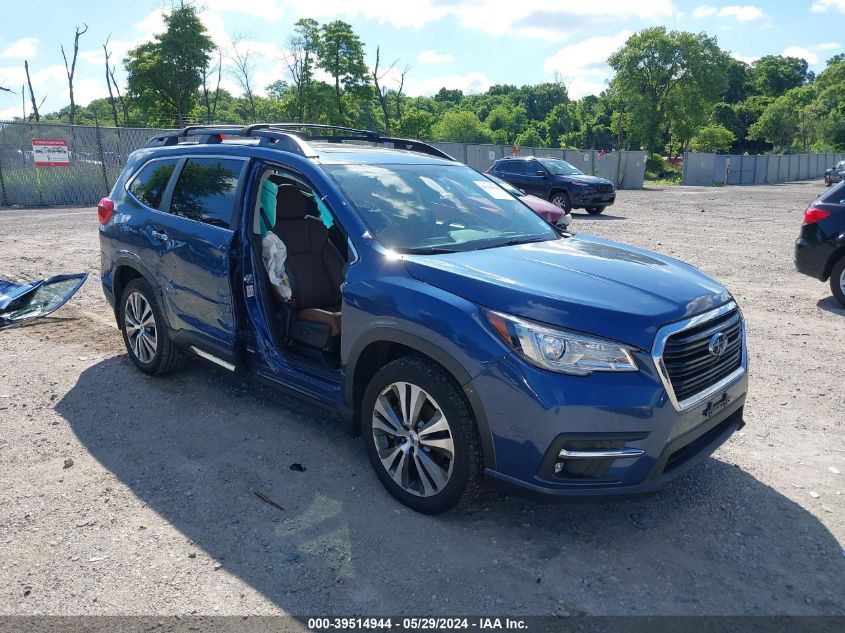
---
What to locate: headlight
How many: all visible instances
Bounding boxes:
[483,309,639,375]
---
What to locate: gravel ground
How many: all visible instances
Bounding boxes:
[0,180,843,619]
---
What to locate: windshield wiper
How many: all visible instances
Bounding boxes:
[394,245,463,255]
[474,236,551,250]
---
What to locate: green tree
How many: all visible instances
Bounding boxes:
[748,55,808,99]
[284,18,322,122]
[124,5,214,125]
[319,20,369,124]
[608,27,729,153]
[514,125,544,148]
[395,107,435,139]
[431,110,492,143]
[690,124,735,152]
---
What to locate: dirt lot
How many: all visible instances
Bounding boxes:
[0,180,843,619]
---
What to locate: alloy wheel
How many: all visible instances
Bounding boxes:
[371,382,455,497]
[124,291,158,364]
[840,266,845,296]
[551,193,570,211]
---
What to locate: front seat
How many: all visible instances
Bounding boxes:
[271,186,344,340]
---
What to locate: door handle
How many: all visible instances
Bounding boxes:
[150,229,168,242]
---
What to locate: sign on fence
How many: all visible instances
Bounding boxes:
[32,139,70,167]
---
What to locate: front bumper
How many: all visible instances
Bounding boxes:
[572,191,616,207]
[470,348,748,500]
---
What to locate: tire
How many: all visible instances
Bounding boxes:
[585,206,605,215]
[825,177,831,187]
[119,278,185,375]
[831,257,845,308]
[549,190,571,213]
[361,355,484,514]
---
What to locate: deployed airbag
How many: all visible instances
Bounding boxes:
[261,233,292,302]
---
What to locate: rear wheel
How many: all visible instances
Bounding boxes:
[831,257,845,307]
[585,206,605,215]
[361,355,483,514]
[549,190,571,212]
[119,279,184,375]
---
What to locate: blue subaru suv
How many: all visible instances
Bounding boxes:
[99,124,748,514]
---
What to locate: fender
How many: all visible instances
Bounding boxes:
[345,327,497,470]
[111,252,173,330]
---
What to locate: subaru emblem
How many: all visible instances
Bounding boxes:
[708,332,728,357]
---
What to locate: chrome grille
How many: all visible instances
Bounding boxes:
[653,302,746,411]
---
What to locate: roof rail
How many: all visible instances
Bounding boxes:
[143,123,455,161]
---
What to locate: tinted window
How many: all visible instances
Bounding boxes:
[504,161,525,175]
[526,160,544,175]
[170,158,243,228]
[129,159,179,210]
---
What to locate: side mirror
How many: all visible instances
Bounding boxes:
[536,170,547,177]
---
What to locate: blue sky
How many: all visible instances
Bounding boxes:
[1,0,843,120]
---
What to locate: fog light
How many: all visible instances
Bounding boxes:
[554,461,563,474]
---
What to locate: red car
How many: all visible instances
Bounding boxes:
[484,173,572,227]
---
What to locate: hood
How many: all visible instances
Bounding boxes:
[566,175,612,187]
[403,236,730,350]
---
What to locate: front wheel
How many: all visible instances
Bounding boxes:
[549,190,571,213]
[361,356,484,514]
[831,257,845,307]
[585,206,605,215]
[825,177,832,187]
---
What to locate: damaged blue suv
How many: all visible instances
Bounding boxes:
[99,124,748,514]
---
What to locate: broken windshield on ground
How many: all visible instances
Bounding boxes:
[0,273,88,329]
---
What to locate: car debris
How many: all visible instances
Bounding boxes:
[0,273,88,329]
[254,490,285,512]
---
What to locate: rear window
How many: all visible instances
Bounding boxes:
[170,158,244,229]
[128,159,179,210]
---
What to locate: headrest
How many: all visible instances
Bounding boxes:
[275,185,309,220]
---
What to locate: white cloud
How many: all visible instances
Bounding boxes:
[692,4,764,21]
[781,42,842,66]
[1,37,40,59]
[280,0,674,41]
[783,46,819,65]
[542,30,632,99]
[418,50,454,64]
[692,5,718,17]
[404,72,494,97]
[731,52,759,64]
[811,0,845,12]
[205,0,285,21]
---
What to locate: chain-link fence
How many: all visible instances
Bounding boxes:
[0,120,648,207]
[682,151,845,186]
[0,121,173,207]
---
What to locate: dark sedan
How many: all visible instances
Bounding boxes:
[794,181,845,306]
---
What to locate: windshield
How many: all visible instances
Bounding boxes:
[325,163,557,252]
[538,159,584,176]
[484,173,525,197]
